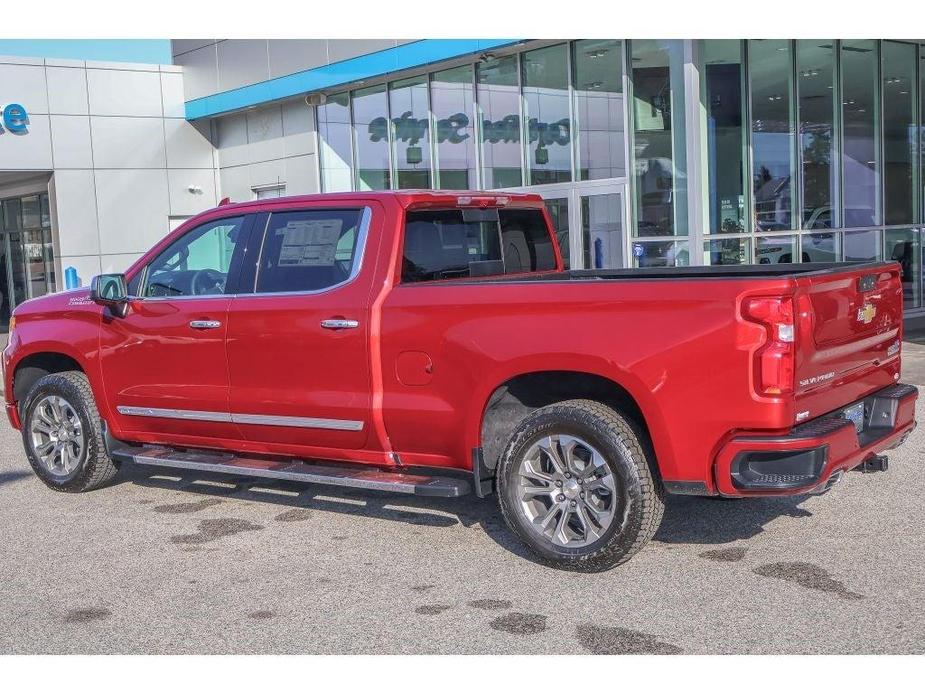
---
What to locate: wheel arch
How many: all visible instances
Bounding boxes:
[475,369,666,480]
[12,351,86,404]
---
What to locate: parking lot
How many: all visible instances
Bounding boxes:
[0,344,923,654]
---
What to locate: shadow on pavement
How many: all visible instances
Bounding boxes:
[118,462,816,564]
[0,470,32,487]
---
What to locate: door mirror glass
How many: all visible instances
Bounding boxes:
[90,273,128,305]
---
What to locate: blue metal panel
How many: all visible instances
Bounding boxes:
[185,39,521,120]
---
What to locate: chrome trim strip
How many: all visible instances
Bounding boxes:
[117,405,364,431]
[117,406,232,423]
[231,413,364,431]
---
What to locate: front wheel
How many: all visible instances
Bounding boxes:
[21,371,119,492]
[497,399,664,572]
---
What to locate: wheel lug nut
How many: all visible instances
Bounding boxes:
[570,500,577,507]
[556,494,565,502]
[565,472,572,479]
[555,480,562,487]
[579,492,585,499]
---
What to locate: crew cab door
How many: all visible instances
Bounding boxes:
[99,214,255,441]
[225,205,377,452]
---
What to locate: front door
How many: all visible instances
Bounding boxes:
[99,214,253,442]
[225,205,376,453]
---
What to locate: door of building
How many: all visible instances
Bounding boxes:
[505,180,629,270]
[1,193,55,329]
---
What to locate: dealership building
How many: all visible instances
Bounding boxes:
[1,38,924,327]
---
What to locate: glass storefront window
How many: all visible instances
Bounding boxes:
[544,198,571,268]
[431,65,477,190]
[572,39,625,181]
[841,40,880,227]
[882,41,917,226]
[802,232,840,263]
[704,237,749,264]
[704,40,746,234]
[477,56,523,188]
[632,239,689,267]
[886,228,921,308]
[390,76,432,189]
[798,40,837,230]
[318,92,354,192]
[352,85,391,191]
[631,40,687,237]
[756,235,798,264]
[750,40,795,233]
[522,44,572,185]
[844,228,882,261]
[581,193,623,269]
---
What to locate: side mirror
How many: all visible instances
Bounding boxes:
[90,274,129,317]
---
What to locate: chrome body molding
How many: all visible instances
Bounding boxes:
[117,406,232,422]
[116,406,364,431]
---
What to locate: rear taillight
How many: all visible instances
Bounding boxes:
[743,296,795,396]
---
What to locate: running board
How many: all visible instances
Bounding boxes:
[111,446,470,497]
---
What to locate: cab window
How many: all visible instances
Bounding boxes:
[401,208,555,283]
[255,209,365,294]
[142,216,246,297]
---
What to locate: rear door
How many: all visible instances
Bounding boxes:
[794,262,903,397]
[224,205,378,452]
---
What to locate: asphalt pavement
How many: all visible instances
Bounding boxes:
[0,340,923,654]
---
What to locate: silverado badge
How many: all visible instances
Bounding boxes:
[857,302,876,325]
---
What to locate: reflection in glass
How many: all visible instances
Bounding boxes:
[581,194,623,269]
[886,229,920,308]
[844,229,881,261]
[704,237,749,265]
[882,41,916,226]
[572,40,625,181]
[477,56,523,188]
[750,40,794,232]
[352,85,391,191]
[632,240,689,268]
[798,40,837,229]
[522,44,572,184]
[431,65,476,189]
[756,235,798,264]
[704,40,746,234]
[841,40,879,227]
[390,76,432,189]
[318,92,354,192]
[802,232,840,263]
[631,40,686,237]
[544,197,570,268]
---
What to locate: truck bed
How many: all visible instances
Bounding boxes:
[453,261,894,284]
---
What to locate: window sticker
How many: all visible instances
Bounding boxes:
[276,219,343,266]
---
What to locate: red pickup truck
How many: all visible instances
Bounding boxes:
[2,191,917,570]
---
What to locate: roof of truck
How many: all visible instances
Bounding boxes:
[211,189,545,215]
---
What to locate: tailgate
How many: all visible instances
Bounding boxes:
[794,263,902,399]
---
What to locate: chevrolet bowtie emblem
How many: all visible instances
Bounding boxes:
[857,303,877,324]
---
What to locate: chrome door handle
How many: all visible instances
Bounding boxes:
[320,319,359,330]
[189,320,222,330]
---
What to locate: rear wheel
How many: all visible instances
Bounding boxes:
[497,399,664,571]
[21,371,119,492]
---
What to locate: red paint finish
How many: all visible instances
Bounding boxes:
[1,191,916,497]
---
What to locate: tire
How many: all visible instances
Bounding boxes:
[497,399,664,572]
[20,370,119,492]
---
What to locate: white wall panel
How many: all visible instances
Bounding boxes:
[95,169,170,255]
[87,69,163,117]
[50,115,93,168]
[90,117,167,169]
[46,66,90,115]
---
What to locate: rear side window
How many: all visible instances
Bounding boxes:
[256,209,365,293]
[401,208,555,283]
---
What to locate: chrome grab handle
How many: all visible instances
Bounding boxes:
[189,320,222,330]
[320,318,359,330]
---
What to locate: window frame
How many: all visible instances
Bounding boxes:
[134,214,254,301]
[245,205,373,297]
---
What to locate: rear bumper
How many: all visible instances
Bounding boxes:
[713,383,918,497]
